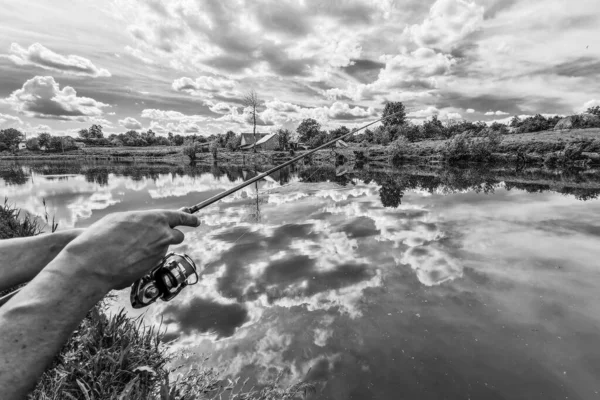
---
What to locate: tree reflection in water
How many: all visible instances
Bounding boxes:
[2,159,600,203]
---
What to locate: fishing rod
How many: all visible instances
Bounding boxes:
[188,112,398,213]
[0,111,401,308]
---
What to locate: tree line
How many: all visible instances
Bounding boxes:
[2,103,599,154]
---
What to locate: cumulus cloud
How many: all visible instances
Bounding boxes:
[3,76,109,120]
[583,99,600,111]
[485,110,509,116]
[118,117,143,130]
[142,109,189,121]
[466,108,475,113]
[5,43,111,77]
[141,109,211,135]
[326,102,376,120]
[208,102,236,114]
[400,245,463,286]
[172,76,237,95]
[408,106,440,119]
[405,0,484,51]
[445,112,463,119]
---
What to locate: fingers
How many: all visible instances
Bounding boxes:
[163,210,200,228]
[169,228,185,245]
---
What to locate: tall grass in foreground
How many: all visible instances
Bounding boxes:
[1,199,316,399]
[0,198,44,239]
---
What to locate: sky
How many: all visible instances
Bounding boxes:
[0,0,599,138]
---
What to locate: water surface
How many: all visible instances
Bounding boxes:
[2,160,600,399]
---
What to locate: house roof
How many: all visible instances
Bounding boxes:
[254,132,278,145]
[241,133,268,143]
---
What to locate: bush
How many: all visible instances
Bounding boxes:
[210,140,219,159]
[442,130,502,163]
[396,123,422,142]
[388,136,410,164]
[183,144,199,162]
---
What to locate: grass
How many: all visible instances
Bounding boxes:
[1,198,316,400]
[0,197,45,239]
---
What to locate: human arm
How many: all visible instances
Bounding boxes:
[0,210,200,399]
[0,229,84,293]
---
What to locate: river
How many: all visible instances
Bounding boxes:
[2,160,600,399]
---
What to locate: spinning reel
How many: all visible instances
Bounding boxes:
[130,253,199,308]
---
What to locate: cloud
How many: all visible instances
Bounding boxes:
[445,112,463,119]
[118,117,143,130]
[326,102,376,120]
[3,76,109,120]
[583,99,600,111]
[0,113,23,127]
[264,100,302,113]
[162,297,249,339]
[466,108,475,113]
[408,106,440,119]
[405,0,484,51]
[485,110,509,116]
[400,245,463,286]
[5,43,111,77]
[208,102,236,114]
[124,45,154,64]
[172,76,237,96]
[142,109,189,121]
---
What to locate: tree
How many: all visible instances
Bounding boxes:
[78,128,90,140]
[0,128,25,150]
[243,90,260,153]
[37,133,51,149]
[209,140,219,159]
[25,138,40,151]
[89,124,103,139]
[422,115,444,138]
[587,106,600,116]
[225,132,240,151]
[48,136,77,152]
[172,134,184,146]
[277,128,292,150]
[397,123,422,142]
[373,126,391,145]
[141,129,156,145]
[296,118,321,143]
[510,116,521,128]
[364,128,374,143]
[329,126,350,140]
[382,102,406,128]
[307,131,327,148]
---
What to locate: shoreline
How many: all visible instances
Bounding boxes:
[2,127,600,167]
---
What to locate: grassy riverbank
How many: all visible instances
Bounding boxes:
[1,200,315,400]
[3,128,600,167]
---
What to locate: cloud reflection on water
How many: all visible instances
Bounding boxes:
[3,161,600,399]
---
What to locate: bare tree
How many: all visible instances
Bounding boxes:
[243,90,260,153]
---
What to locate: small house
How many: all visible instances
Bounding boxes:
[18,141,27,150]
[239,133,268,151]
[254,132,280,151]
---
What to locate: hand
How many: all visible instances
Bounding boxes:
[61,210,200,291]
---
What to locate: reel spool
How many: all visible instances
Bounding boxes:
[130,253,199,309]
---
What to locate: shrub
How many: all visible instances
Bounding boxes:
[388,136,410,164]
[442,130,502,163]
[183,144,199,162]
[396,123,422,142]
[210,140,219,159]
